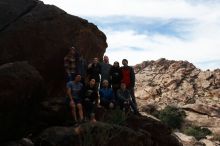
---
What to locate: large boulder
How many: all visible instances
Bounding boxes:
[0,0,107,97]
[0,62,45,142]
[35,121,181,146]
[35,123,150,146]
[125,115,181,146]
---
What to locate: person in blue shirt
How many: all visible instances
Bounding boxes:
[66,74,84,122]
[99,80,115,109]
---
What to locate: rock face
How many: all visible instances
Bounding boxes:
[35,116,182,146]
[125,115,181,146]
[135,58,219,108]
[0,0,107,96]
[0,62,45,142]
[0,0,108,143]
[135,58,220,143]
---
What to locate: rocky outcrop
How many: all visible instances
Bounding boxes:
[0,62,45,142]
[174,132,217,146]
[35,123,150,146]
[2,138,34,146]
[35,116,182,146]
[135,58,220,144]
[34,100,181,146]
[0,0,107,97]
[125,115,181,146]
[135,58,219,109]
[0,0,108,141]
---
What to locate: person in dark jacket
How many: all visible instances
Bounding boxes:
[87,57,101,90]
[120,59,137,105]
[109,61,122,98]
[81,78,98,122]
[117,82,139,114]
[100,55,112,88]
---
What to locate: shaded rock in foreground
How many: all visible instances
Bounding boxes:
[35,120,182,146]
[126,115,182,146]
[35,122,152,146]
[0,62,45,142]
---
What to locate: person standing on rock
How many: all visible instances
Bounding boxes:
[100,55,112,88]
[66,74,84,123]
[64,46,80,82]
[109,61,122,97]
[120,59,137,106]
[87,57,101,90]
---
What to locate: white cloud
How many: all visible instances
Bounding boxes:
[41,0,220,70]
[104,28,220,70]
[42,0,220,20]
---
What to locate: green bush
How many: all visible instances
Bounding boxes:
[158,106,186,129]
[101,107,128,125]
[184,126,212,140]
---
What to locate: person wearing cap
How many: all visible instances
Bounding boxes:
[64,46,80,82]
[120,59,137,106]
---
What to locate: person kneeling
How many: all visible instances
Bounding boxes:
[117,82,139,114]
[81,78,98,122]
[99,80,115,109]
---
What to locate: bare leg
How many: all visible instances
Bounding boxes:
[70,101,77,121]
[77,103,84,121]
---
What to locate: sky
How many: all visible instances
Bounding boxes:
[41,0,220,70]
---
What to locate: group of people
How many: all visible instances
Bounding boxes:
[64,46,139,124]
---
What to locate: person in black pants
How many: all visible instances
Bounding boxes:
[81,78,98,122]
[109,61,122,97]
[87,57,101,90]
[117,82,139,114]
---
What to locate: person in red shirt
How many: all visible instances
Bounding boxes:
[120,59,137,106]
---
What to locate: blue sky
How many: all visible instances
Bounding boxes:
[42,0,220,70]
